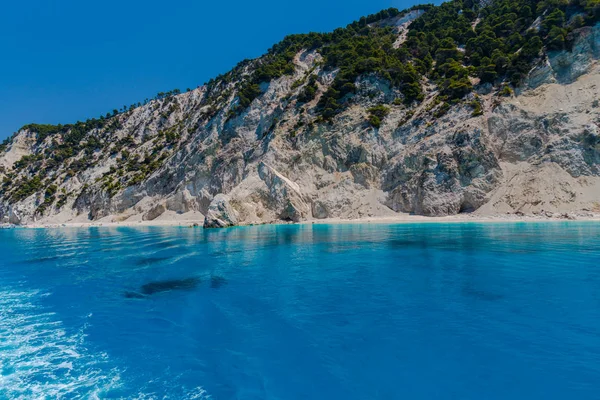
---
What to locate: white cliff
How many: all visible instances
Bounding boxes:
[1,10,600,227]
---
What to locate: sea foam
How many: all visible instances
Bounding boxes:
[0,286,122,399]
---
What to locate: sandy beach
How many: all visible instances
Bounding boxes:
[4,210,600,230]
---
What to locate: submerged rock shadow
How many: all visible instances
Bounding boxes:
[134,256,172,266]
[124,277,201,299]
[462,286,505,302]
[19,255,70,264]
[210,276,227,289]
[209,249,243,257]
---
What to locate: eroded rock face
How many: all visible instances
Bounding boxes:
[143,203,166,221]
[549,24,600,84]
[8,207,22,225]
[258,162,309,222]
[311,200,329,219]
[489,65,600,179]
[524,24,600,89]
[166,190,198,214]
[350,163,379,189]
[385,119,502,216]
[2,23,600,227]
[203,194,238,228]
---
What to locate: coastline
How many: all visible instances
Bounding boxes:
[3,211,600,230]
[305,213,600,225]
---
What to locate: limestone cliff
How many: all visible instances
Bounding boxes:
[1,3,600,226]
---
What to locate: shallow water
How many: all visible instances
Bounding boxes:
[1,222,600,399]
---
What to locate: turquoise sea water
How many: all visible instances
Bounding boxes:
[1,222,600,399]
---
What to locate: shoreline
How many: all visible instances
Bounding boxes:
[3,212,600,229]
[305,214,600,225]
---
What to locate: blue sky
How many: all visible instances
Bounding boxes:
[0,0,434,140]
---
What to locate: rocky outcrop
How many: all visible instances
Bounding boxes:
[203,194,238,228]
[258,162,309,222]
[384,106,502,216]
[525,24,600,89]
[7,207,22,225]
[143,202,166,221]
[350,163,379,189]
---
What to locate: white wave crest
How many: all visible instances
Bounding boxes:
[0,287,122,399]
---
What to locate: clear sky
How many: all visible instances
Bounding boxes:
[0,0,435,140]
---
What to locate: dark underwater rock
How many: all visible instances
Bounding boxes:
[210,276,227,289]
[140,277,200,295]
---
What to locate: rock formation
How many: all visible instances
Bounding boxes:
[1,3,599,227]
[204,195,239,228]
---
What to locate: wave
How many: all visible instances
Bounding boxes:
[0,285,211,399]
[0,287,124,399]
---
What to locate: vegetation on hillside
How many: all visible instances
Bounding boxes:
[1,0,599,211]
[0,91,183,209]
[222,0,599,120]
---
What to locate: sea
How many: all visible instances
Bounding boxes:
[1,222,599,399]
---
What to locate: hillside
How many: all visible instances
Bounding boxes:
[1,0,600,226]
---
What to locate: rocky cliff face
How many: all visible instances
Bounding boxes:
[1,9,600,226]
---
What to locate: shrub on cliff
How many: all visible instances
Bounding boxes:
[367,105,390,128]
